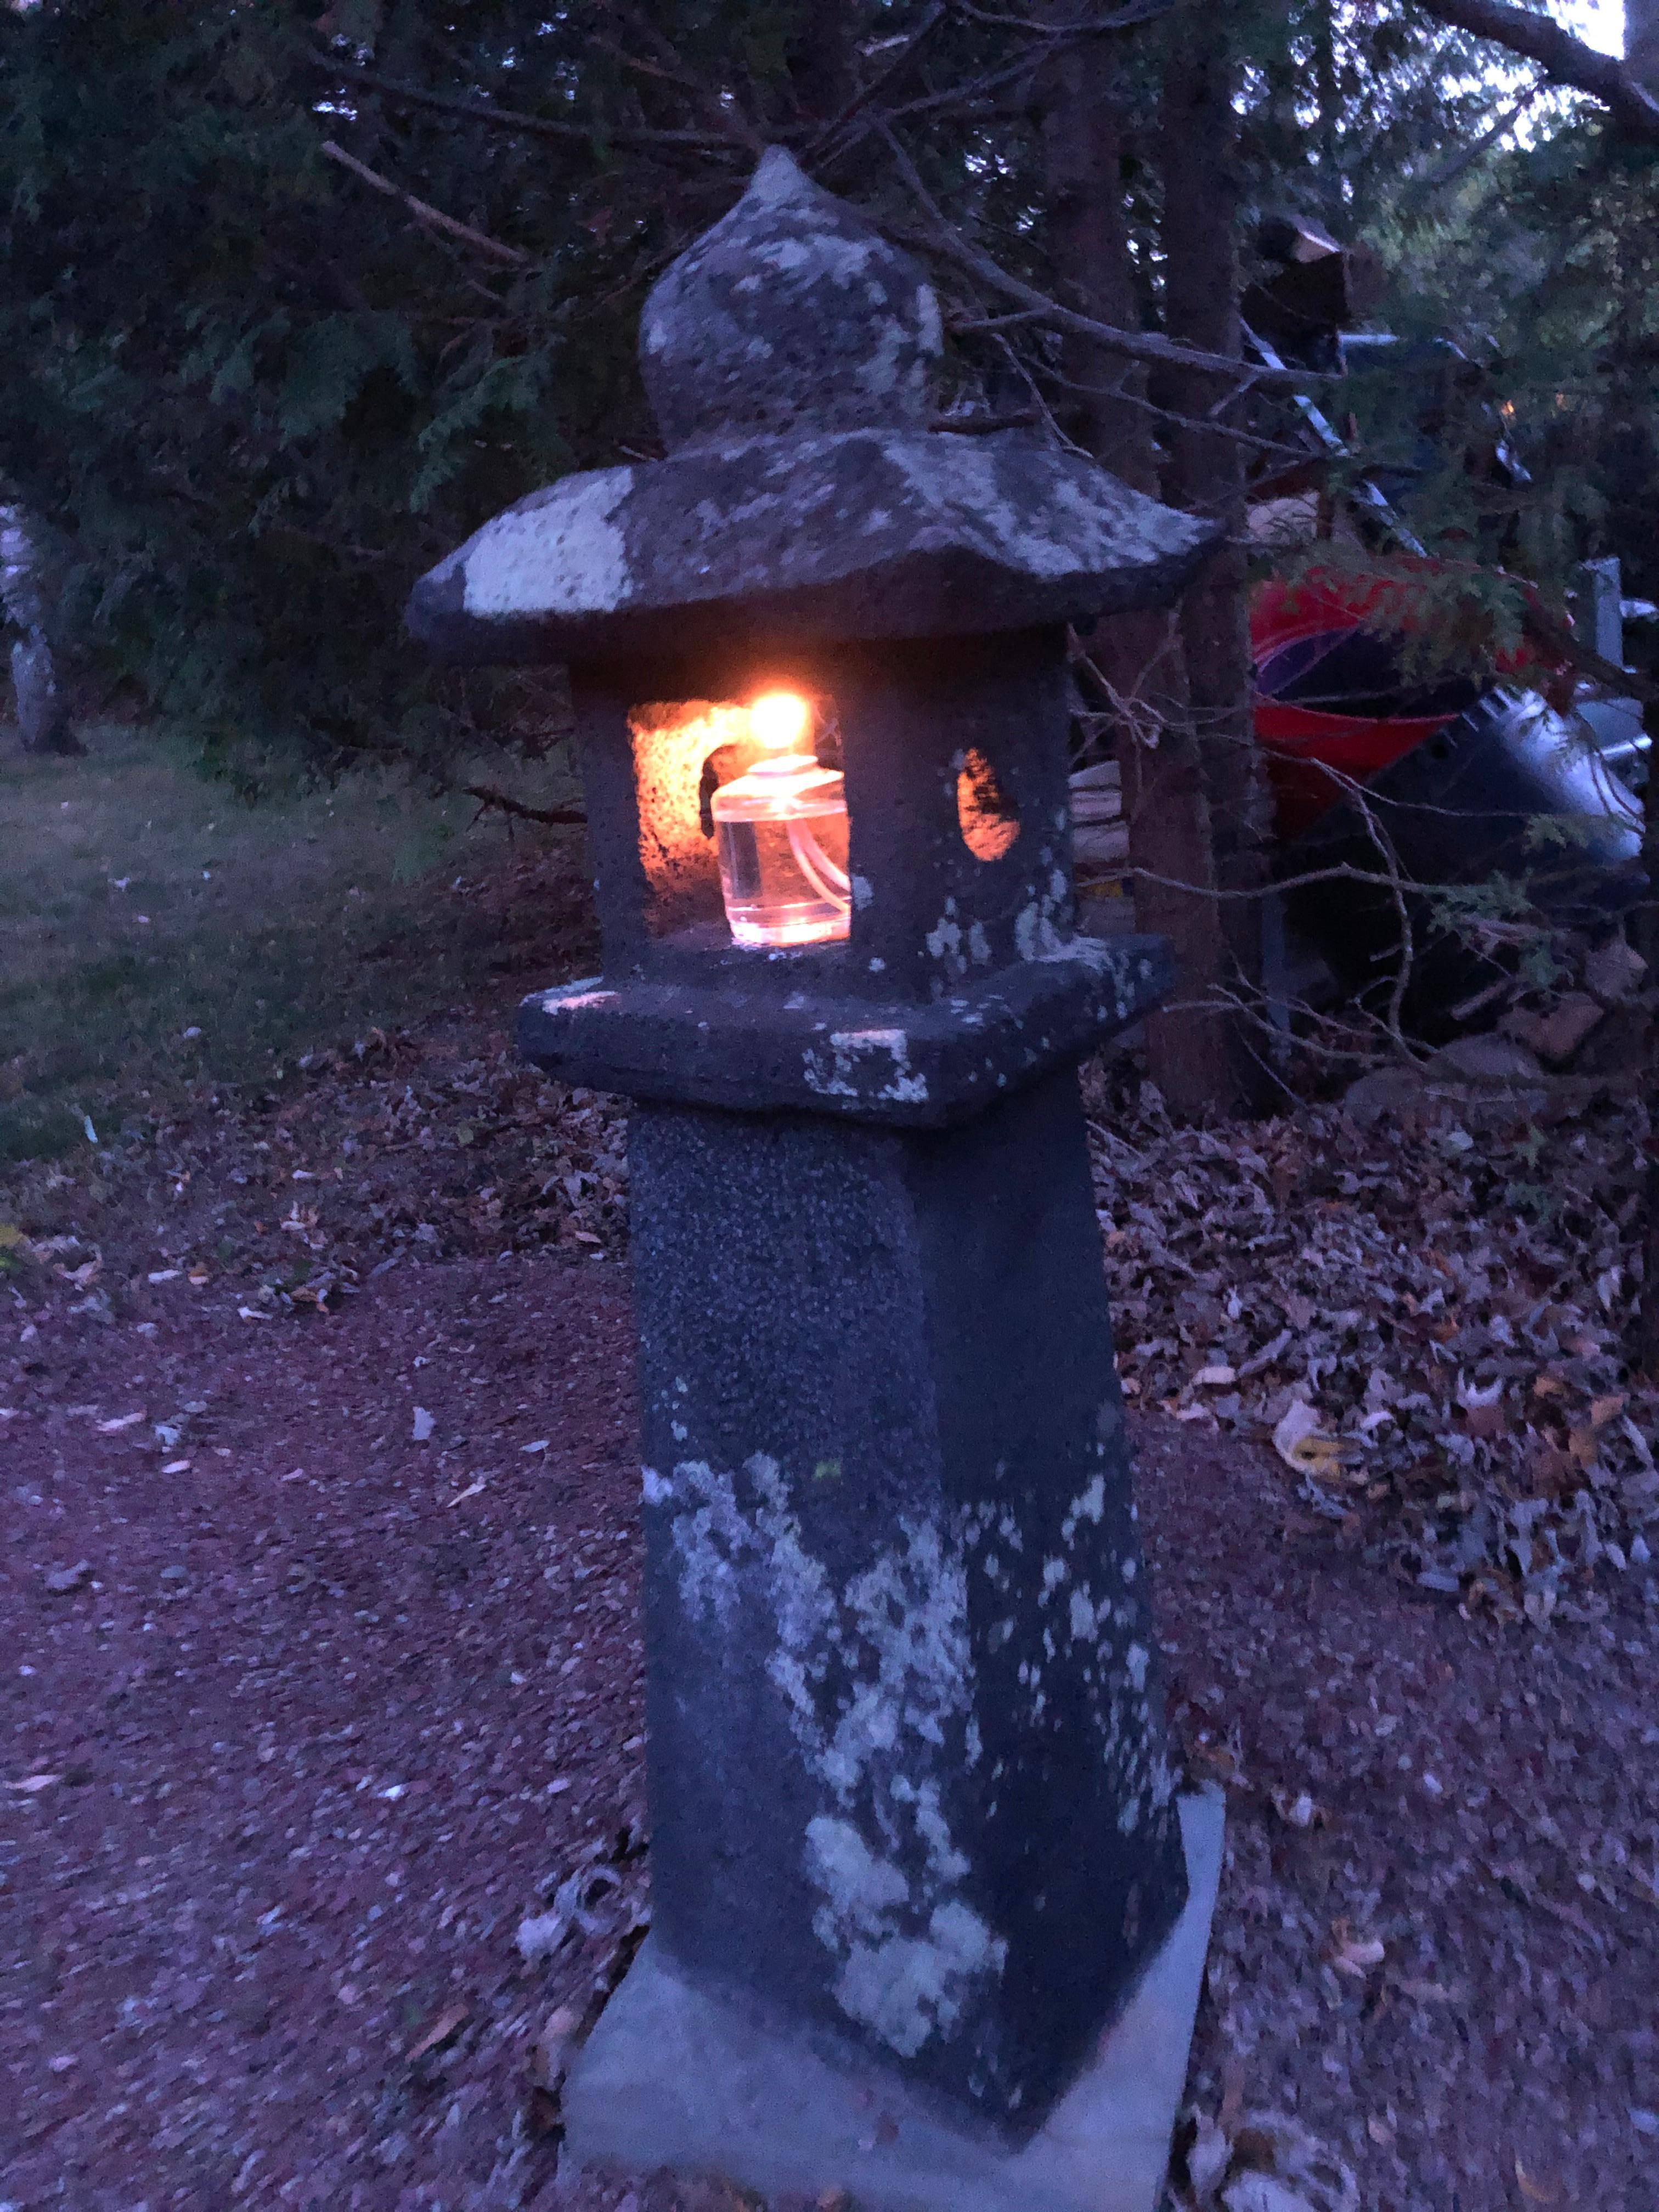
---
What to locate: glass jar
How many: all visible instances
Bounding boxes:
[712,749,851,947]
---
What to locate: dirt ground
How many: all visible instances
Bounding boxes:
[4,1234,1656,2212]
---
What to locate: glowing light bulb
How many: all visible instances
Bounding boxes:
[748,690,812,753]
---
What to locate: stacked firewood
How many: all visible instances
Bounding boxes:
[1070,758,1128,875]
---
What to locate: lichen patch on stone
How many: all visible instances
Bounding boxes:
[460,469,634,618]
[646,1452,1008,2058]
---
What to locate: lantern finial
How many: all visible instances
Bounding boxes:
[639,145,943,451]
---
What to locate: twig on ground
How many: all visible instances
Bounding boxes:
[463,785,587,830]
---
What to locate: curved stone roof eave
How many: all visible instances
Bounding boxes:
[406,427,1221,666]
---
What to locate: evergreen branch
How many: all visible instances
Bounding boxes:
[319,140,530,265]
[1409,0,1659,142]
[306,51,732,153]
[879,128,1319,393]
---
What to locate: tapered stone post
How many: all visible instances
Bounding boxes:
[409,147,1225,2212]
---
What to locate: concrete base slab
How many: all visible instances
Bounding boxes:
[562,1787,1224,2212]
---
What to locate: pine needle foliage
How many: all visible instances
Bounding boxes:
[0,2,657,779]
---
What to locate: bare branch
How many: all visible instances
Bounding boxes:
[1523,604,1659,708]
[592,1,767,154]
[1410,0,1659,142]
[306,50,734,153]
[319,140,529,264]
[878,128,1321,392]
[1408,77,1544,194]
[805,2,949,163]
[951,0,1175,31]
[932,408,1043,431]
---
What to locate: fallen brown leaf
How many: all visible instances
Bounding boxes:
[407,2001,470,2063]
[1269,1786,1325,1830]
[1328,1920,1386,1977]
[1514,2153,1559,2204]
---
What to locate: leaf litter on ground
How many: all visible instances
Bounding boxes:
[3,1012,1652,1626]
[1079,1057,1656,1623]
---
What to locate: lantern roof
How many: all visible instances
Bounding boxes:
[407,149,1217,665]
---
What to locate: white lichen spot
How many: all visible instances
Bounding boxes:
[1068,1587,1099,1644]
[1013,900,1065,963]
[462,470,634,618]
[1126,1642,1149,1691]
[805,1816,909,1944]
[641,1466,671,1506]
[915,284,944,359]
[830,1900,1007,2059]
[661,1453,1002,2057]
[926,914,964,964]
[1061,1475,1105,1545]
[851,873,875,911]
[1040,1557,1068,1597]
[894,1778,969,1882]
[801,1047,856,1100]
[803,1028,927,1105]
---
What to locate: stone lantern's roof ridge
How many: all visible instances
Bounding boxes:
[405,152,1222,662]
[637,145,944,452]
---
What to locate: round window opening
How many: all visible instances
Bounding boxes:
[956,747,1021,863]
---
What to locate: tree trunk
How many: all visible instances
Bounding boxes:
[1629,0,1659,89]
[1312,3,1341,201]
[1041,24,1234,1121]
[0,507,77,758]
[1637,682,1659,1379]
[1610,37,1659,1369]
[1159,10,1276,1108]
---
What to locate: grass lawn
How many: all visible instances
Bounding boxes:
[0,726,588,1164]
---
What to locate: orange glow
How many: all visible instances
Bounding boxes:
[748,690,812,753]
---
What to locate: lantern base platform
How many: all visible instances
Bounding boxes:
[518,933,1172,1127]
[561,1787,1223,2212]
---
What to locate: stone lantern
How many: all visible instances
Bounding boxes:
[409,148,1224,2212]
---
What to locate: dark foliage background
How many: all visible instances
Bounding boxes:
[0,0,1652,781]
